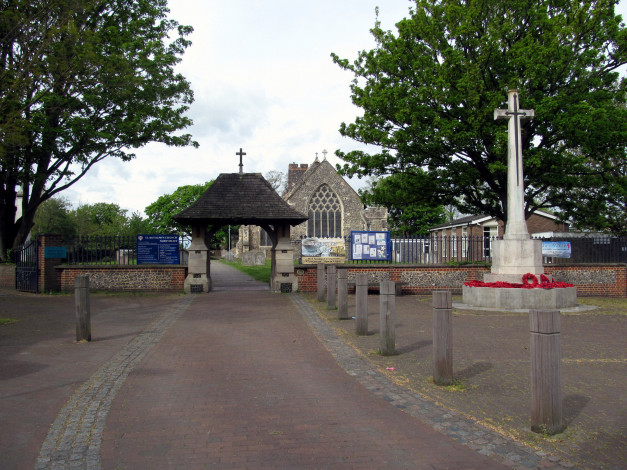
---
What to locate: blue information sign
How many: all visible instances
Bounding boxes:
[137,234,180,264]
[350,231,392,261]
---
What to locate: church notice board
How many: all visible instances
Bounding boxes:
[301,237,346,264]
[137,234,180,264]
[350,231,391,261]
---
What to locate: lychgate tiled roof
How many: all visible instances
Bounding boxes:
[174,173,308,226]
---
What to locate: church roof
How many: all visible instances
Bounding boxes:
[283,158,361,201]
[174,173,308,226]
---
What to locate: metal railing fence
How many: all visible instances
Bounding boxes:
[64,235,188,265]
[294,235,627,265]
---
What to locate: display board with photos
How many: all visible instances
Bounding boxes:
[350,231,391,261]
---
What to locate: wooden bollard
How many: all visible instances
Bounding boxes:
[327,265,337,309]
[317,263,325,302]
[530,310,563,435]
[337,269,348,319]
[379,281,396,356]
[432,290,453,385]
[75,275,91,342]
[355,273,369,335]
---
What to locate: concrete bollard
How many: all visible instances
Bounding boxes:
[432,290,453,385]
[327,265,337,309]
[530,309,564,435]
[379,281,396,356]
[317,264,325,302]
[355,273,369,335]
[75,275,91,342]
[337,269,348,319]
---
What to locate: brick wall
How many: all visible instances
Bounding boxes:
[0,264,15,288]
[296,264,626,298]
[57,266,187,293]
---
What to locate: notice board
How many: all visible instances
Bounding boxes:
[350,231,391,261]
[137,234,180,264]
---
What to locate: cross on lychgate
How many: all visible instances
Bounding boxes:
[236,148,246,174]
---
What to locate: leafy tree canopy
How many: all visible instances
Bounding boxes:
[332,0,627,235]
[361,171,446,236]
[31,198,156,239]
[0,0,197,259]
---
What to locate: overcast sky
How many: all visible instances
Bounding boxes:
[63,0,627,217]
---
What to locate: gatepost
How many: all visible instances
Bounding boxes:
[317,264,325,302]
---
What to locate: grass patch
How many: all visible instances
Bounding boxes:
[0,318,18,326]
[220,258,271,283]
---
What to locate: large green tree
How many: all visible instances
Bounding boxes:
[144,181,231,249]
[0,0,197,260]
[332,0,627,234]
[361,171,446,235]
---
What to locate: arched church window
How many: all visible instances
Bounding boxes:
[307,184,342,238]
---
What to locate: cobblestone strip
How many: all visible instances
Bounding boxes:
[35,295,195,470]
[290,293,580,470]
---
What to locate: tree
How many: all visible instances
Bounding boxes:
[361,171,446,236]
[31,196,75,239]
[144,181,232,249]
[0,0,197,260]
[332,0,627,234]
[145,181,213,236]
[265,170,286,193]
[70,202,130,237]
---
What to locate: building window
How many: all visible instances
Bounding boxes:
[307,184,342,238]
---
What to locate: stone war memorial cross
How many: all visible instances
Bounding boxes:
[483,89,543,284]
[463,89,577,309]
[494,90,535,240]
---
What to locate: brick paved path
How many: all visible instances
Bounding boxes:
[99,290,505,469]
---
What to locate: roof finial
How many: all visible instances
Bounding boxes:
[236,148,246,174]
[322,149,328,160]
[314,152,319,163]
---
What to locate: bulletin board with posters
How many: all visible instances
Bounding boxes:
[350,231,391,261]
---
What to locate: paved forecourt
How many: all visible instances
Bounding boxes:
[100,287,504,469]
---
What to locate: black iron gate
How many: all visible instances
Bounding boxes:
[15,238,39,293]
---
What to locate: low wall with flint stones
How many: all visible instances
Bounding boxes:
[57,265,187,293]
[295,263,626,298]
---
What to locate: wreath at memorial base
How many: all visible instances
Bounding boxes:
[464,273,573,289]
[521,273,539,288]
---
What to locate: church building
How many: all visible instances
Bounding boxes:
[237,155,387,255]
